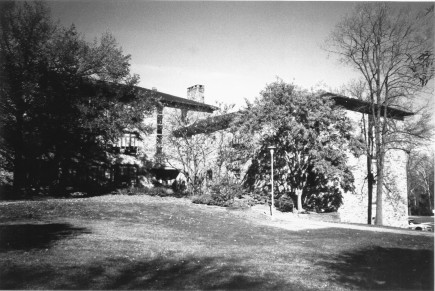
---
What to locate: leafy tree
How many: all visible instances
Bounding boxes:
[236,80,360,212]
[325,3,434,224]
[0,2,155,195]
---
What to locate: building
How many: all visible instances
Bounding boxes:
[112,84,217,186]
[322,93,413,228]
[172,93,414,228]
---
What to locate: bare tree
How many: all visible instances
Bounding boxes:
[407,149,434,215]
[166,103,234,194]
[343,78,433,224]
[343,80,376,224]
[325,3,434,225]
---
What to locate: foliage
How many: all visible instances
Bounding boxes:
[171,179,187,194]
[274,195,294,212]
[208,181,245,206]
[236,80,359,212]
[250,188,270,205]
[191,180,246,207]
[143,187,171,197]
[304,187,342,213]
[191,193,213,205]
[0,170,12,186]
[0,2,155,195]
[325,3,434,224]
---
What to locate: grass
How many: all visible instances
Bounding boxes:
[0,194,433,290]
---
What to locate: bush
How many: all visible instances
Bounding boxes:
[275,195,294,212]
[209,181,246,207]
[231,195,256,209]
[304,187,343,213]
[190,181,246,207]
[250,188,269,204]
[145,187,166,197]
[191,193,213,205]
[0,170,12,186]
[112,185,188,198]
[172,179,187,193]
[113,187,146,196]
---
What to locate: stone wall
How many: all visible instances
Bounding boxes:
[136,106,186,165]
[337,110,409,228]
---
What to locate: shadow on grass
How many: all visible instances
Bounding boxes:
[315,246,434,291]
[0,223,90,251]
[1,256,307,290]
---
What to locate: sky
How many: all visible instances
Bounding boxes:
[48,1,432,109]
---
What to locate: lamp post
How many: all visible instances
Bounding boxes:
[268,145,276,217]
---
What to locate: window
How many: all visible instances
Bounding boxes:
[114,132,139,155]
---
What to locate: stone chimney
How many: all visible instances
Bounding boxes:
[187,84,204,103]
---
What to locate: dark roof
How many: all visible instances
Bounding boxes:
[322,93,414,121]
[173,93,415,137]
[82,79,218,113]
[137,87,218,113]
[172,111,242,137]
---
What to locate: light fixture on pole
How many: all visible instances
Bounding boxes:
[268,145,276,217]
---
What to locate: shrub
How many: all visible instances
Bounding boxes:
[230,195,256,209]
[172,179,187,193]
[275,195,294,212]
[190,181,247,207]
[130,187,148,195]
[0,170,12,186]
[305,187,343,213]
[145,187,168,197]
[191,193,213,205]
[114,188,129,195]
[208,181,246,207]
[112,185,188,198]
[250,188,269,204]
[112,187,146,196]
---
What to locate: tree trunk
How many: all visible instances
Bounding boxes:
[296,188,303,211]
[375,150,385,225]
[374,108,386,225]
[367,155,373,224]
[366,114,374,224]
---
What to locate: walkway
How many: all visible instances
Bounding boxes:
[247,205,434,237]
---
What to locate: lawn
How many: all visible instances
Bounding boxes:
[0,195,433,290]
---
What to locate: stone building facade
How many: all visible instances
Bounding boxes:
[113,85,217,184]
[321,93,412,227]
[174,92,413,228]
[338,110,409,228]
